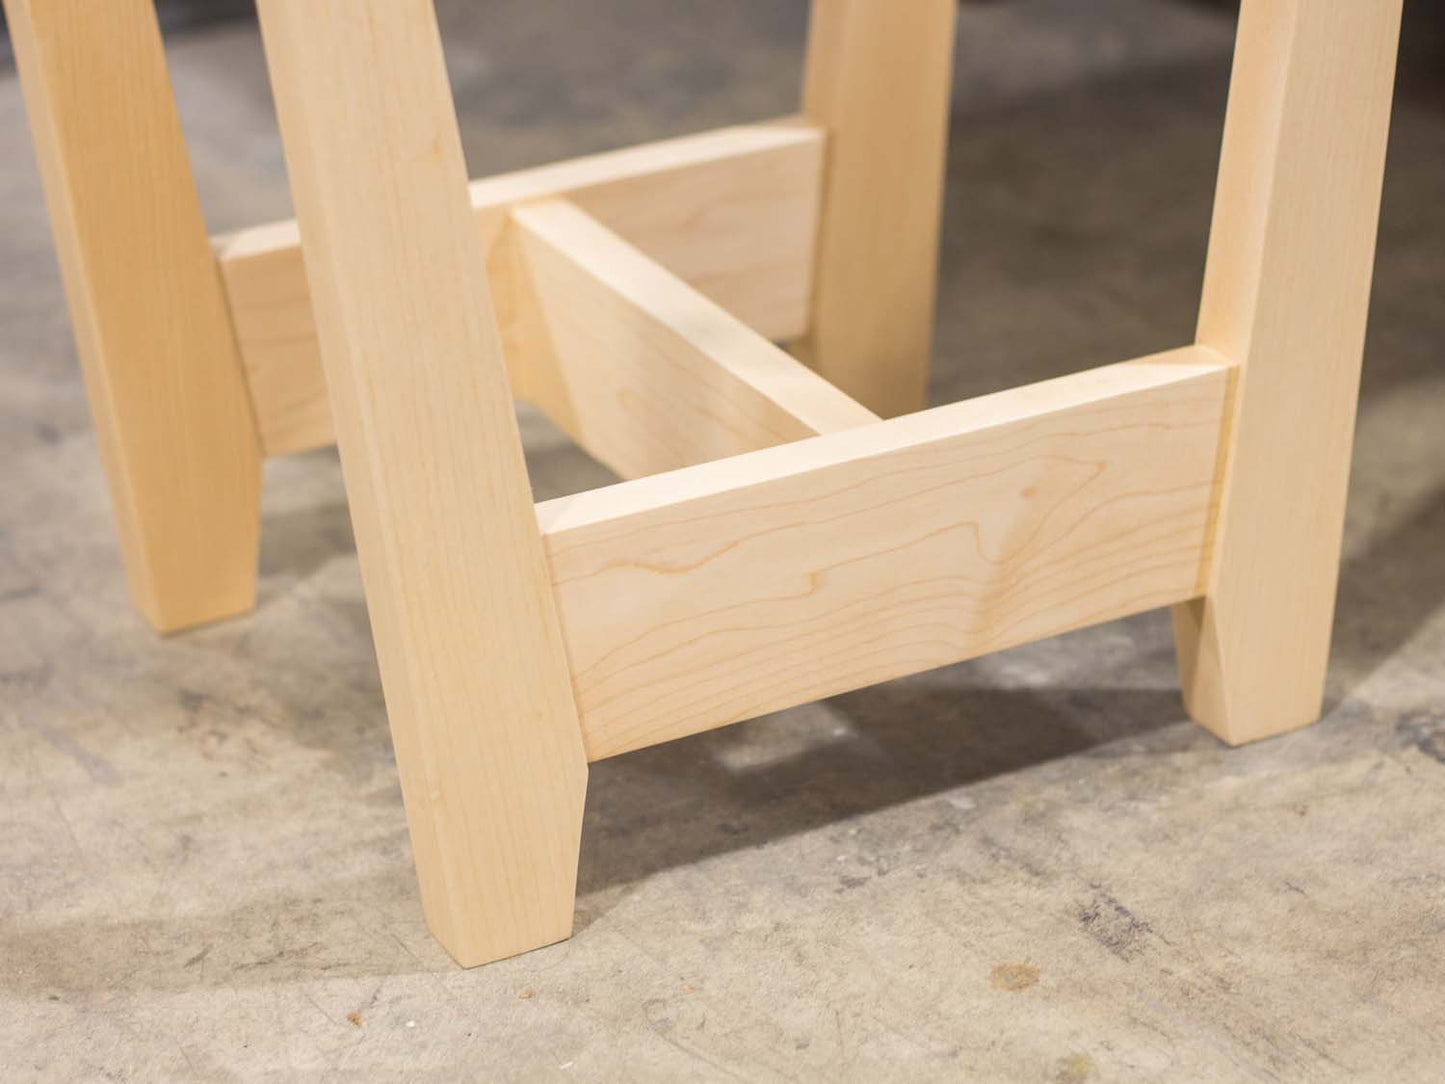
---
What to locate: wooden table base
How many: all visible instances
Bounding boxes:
[6,0,1402,965]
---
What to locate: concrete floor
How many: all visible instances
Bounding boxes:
[3,1,1445,1079]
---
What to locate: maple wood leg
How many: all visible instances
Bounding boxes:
[1173,0,1402,744]
[6,0,262,631]
[796,0,957,418]
[255,0,589,965]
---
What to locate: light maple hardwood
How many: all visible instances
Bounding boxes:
[215,122,826,458]
[506,198,878,480]
[11,0,1400,970]
[795,0,957,418]
[254,0,588,968]
[1171,0,1403,745]
[5,0,261,632]
[539,348,1234,760]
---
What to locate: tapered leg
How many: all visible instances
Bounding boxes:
[1173,0,1403,745]
[5,0,262,632]
[254,0,588,966]
[795,0,957,419]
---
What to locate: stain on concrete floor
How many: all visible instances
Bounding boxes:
[3,1,1445,1079]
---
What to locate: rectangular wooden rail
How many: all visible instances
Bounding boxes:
[507,199,877,479]
[215,121,826,457]
[539,346,1235,760]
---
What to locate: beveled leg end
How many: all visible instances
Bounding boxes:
[1172,597,1327,747]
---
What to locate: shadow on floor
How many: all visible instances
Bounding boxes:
[577,682,1186,897]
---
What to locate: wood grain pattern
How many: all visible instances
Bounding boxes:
[539,348,1234,760]
[215,122,825,457]
[255,0,588,967]
[1172,0,1402,745]
[795,0,957,418]
[5,0,261,631]
[506,199,877,481]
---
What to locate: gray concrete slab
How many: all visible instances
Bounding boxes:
[2,2,1443,1079]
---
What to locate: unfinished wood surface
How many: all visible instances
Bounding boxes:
[215,122,825,457]
[795,0,956,418]
[506,199,877,480]
[1172,0,1402,746]
[538,347,1233,761]
[5,0,261,632]
[255,0,588,968]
